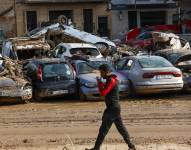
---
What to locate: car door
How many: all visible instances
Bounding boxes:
[116,58,134,79]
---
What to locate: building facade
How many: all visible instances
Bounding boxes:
[0,0,15,39]
[15,0,112,37]
[111,0,178,39]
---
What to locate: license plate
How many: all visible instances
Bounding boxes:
[53,90,68,95]
[0,91,19,97]
[156,75,172,80]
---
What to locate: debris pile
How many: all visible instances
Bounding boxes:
[0,57,25,83]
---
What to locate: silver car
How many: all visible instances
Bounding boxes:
[71,58,128,100]
[115,55,183,95]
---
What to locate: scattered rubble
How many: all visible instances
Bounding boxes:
[0,56,25,83]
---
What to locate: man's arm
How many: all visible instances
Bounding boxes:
[98,77,117,96]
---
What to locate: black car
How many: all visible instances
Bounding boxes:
[24,58,75,100]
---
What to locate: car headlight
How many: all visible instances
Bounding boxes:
[84,82,97,88]
[119,80,129,85]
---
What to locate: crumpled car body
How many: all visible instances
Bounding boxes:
[1,36,50,60]
[71,58,128,100]
[28,23,116,54]
[0,77,32,101]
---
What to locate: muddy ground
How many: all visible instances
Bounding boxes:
[0,93,191,150]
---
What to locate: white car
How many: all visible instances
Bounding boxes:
[53,43,103,59]
[115,55,184,95]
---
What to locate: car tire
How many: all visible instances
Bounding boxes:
[33,90,43,102]
[22,85,33,103]
[127,80,136,98]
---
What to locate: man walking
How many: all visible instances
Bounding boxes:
[85,64,136,150]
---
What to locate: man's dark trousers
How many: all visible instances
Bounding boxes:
[93,108,132,150]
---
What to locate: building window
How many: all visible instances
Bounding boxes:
[83,9,93,33]
[26,11,37,31]
[140,11,166,27]
[49,10,73,23]
[128,11,137,30]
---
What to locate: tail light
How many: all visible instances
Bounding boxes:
[71,64,76,79]
[172,72,181,77]
[37,65,43,81]
[71,64,76,72]
[143,72,182,78]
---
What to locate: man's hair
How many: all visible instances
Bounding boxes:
[99,64,110,72]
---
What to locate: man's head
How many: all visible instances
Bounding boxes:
[99,64,110,79]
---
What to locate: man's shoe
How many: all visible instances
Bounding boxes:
[128,143,136,150]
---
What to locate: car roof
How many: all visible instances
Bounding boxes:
[72,57,106,63]
[58,43,97,49]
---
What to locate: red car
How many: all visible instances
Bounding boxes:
[126,31,153,49]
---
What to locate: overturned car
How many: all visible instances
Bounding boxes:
[1,36,50,60]
[0,57,32,102]
[27,22,116,55]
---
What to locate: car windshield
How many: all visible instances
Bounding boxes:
[43,63,72,79]
[77,61,113,74]
[70,48,99,56]
[139,57,172,68]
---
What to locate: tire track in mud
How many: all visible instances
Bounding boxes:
[0,95,191,128]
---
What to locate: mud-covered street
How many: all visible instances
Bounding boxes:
[0,94,191,150]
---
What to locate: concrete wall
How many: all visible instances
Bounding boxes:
[0,0,15,38]
[15,3,111,36]
[111,8,177,39]
[111,10,128,39]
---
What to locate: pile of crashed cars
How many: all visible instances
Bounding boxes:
[0,18,191,102]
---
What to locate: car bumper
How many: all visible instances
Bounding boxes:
[0,88,32,100]
[135,83,183,94]
[36,88,75,98]
[81,86,103,100]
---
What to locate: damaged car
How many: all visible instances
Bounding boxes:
[27,22,116,55]
[154,49,191,92]
[70,58,128,100]
[115,55,183,96]
[1,36,50,60]
[24,58,76,101]
[53,43,103,59]
[0,57,32,102]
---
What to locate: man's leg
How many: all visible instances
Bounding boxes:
[86,111,113,150]
[114,116,136,150]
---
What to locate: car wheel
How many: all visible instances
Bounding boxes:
[127,80,136,98]
[22,85,32,103]
[33,90,43,102]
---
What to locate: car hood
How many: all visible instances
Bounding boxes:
[0,77,16,87]
[78,71,127,83]
[78,73,98,83]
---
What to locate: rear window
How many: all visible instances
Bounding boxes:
[70,48,99,56]
[43,63,73,79]
[138,57,172,68]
